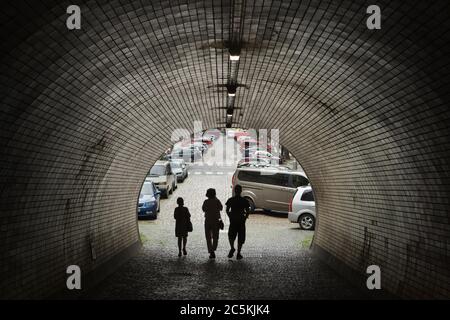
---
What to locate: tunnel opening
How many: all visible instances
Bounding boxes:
[136,128,317,254]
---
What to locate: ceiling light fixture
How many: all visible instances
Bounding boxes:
[229,54,240,61]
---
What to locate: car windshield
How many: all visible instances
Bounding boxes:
[171,162,181,168]
[149,165,166,176]
[140,183,155,195]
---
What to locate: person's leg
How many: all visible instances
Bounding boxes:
[182,236,187,255]
[206,224,215,258]
[228,224,237,258]
[212,224,219,252]
[177,237,182,257]
[228,225,236,249]
[237,243,243,256]
[236,224,246,260]
[205,223,213,254]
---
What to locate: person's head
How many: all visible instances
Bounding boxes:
[234,185,242,196]
[177,197,184,206]
[206,188,216,199]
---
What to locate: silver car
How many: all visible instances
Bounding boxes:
[288,186,316,230]
[146,160,176,198]
[170,159,188,182]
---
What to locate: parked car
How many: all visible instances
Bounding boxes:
[242,145,273,157]
[137,181,161,219]
[232,167,309,213]
[191,142,208,153]
[226,129,237,139]
[170,159,188,182]
[237,158,271,168]
[237,135,254,144]
[161,153,172,161]
[201,136,214,145]
[171,147,202,162]
[237,153,281,167]
[204,130,221,140]
[242,146,260,157]
[234,131,251,141]
[146,160,175,198]
[288,186,316,230]
[187,144,204,154]
[251,150,280,160]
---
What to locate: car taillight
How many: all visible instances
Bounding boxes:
[232,173,236,188]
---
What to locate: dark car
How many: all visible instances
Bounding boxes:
[137,181,161,219]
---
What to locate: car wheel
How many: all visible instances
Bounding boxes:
[245,197,256,213]
[169,186,173,195]
[299,214,315,230]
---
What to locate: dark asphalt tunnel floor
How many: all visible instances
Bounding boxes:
[86,137,367,300]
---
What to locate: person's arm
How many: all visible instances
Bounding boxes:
[244,199,250,219]
[225,199,231,217]
[202,200,207,213]
[174,209,178,220]
[186,208,191,218]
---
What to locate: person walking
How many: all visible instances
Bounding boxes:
[202,188,223,259]
[225,185,250,260]
[174,197,191,257]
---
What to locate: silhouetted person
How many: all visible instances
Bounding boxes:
[174,197,191,257]
[226,185,250,260]
[202,188,223,259]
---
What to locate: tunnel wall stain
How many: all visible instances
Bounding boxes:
[0,0,450,298]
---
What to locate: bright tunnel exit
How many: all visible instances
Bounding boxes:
[135,128,316,260]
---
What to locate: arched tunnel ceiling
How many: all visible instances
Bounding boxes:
[0,0,450,299]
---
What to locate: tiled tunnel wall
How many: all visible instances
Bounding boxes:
[1,0,449,298]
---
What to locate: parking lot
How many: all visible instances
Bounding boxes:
[86,134,364,299]
[140,134,313,256]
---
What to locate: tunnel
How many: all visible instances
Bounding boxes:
[1,0,450,299]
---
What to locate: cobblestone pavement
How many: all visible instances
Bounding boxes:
[87,136,365,299]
